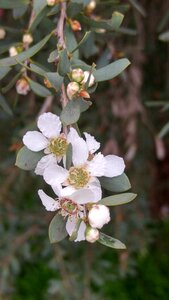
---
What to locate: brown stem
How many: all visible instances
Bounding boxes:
[56,2,67,49]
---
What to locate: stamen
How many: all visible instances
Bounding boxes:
[68,167,89,189]
[49,136,68,156]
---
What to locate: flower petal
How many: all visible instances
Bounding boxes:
[43,165,68,186]
[71,136,88,166]
[52,184,62,197]
[104,155,125,177]
[84,132,100,154]
[35,154,57,175]
[23,131,48,152]
[75,221,86,242]
[37,112,61,139]
[69,189,96,204]
[67,127,79,143]
[87,152,106,176]
[87,178,102,202]
[66,217,86,242]
[38,189,59,211]
[60,186,76,197]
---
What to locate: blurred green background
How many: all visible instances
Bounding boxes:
[1,0,169,299]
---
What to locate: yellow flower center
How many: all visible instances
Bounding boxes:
[49,136,68,157]
[60,198,78,215]
[68,167,89,189]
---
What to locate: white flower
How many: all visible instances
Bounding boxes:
[38,186,97,242]
[22,33,33,45]
[82,71,95,87]
[16,78,30,95]
[23,112,75,175]
[0,28,6,39]
[9,46,18,57]
[88,204,110,229]
[43,128,125,200]
[85,227,99,243]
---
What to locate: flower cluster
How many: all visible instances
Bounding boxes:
[23,112,125,243]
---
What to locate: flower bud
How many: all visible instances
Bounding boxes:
[79,90,90,99]
[67,82,80,100]
[85,226,99,243]
[82,71,95,87]
[9,46,18,57]
[88,204,111,229]
[22,33,33,45]
[0,28,6,40]
[16,78,30,95]
[44,78,52,88]
[47,0,56,6]
[85,0,96,15]
[71,68,84,83]
[70,20,82,32]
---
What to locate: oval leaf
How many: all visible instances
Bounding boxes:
[98,232,126,249]
[15,146,44,170]
[60,101,81,125]
[99,193,137,206]
[99,173,131,193]
[58,49,71,76]
[45,72,63,90]
[93,58,130,82]
[28,78,52,97]
[0,93,13,115]
[48,214,68,243]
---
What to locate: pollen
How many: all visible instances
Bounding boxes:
[68,167,89,189]
[49,136,68,157]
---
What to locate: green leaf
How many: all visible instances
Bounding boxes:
[33,0,47,14]
[30,63,47,76]
[13,5,28,19]
[158,121,169,138]
[78,98,92,112]
[70,58,91,70]
[67,3,83,18]
[58,49,71,76]
[99,173,131,193]
[0,92,13,115]
[28,78,52,97]
[71,31,91,54]
[159,30,169,42]
[0,66,11,80]
[78,12,124,31]
[48,214,68,243]
[64,25,79,58]
[47,50,58,63]
[0,32,53,67]
[45,72,63,90]
[1,71,21,94]
[98,232,126,249]
[60,100,81,125]
[93,58,130,82]
[99,193,137,206]
[66,143,72,170]
[30,6,49,32]
[15,146,44,170]
[0,0,29,9]
[128,0,146,17]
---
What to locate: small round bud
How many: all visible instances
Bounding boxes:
[16,78,30,95]
[82,71,95,87]
[71,68,84,83]
[47,0,56,6]
[9,46,18,57]
[22,33,33,45]
[0,28,6,40]
[85,226,99,243]
[88,204,111,229]
[70,20,82,32]
[85,0,96,14]
[67,82,80,100]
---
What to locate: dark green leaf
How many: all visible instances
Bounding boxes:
[0,32,53,67]
[67,3,83,18]
[48,214,68,243]
[58,49,71,76]
[93,58,130,82]
[0,93,13,115]
[99,193,137,206]
[98,232,126,249]
[33,0,47,14]
[71,31,91,54]
[0,0,29,9]
[30,6,49,32]
[1,71,21,93]
[30,63,47,76]
[0,66,11,80]
[99,173,131,193]
[15,146,44,170]
[13,5,28,19]
[64,25,79,58]
[28,78,51,97]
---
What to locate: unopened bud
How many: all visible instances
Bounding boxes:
[85,0,96,15]
[82,71,95,87]
[71,68,84,83]
[22,33,33,45]
[9,46,18,57]
[70,20,81,31]
[79,90,90,99]
[44,78,52,88]
[47,0,56,6]
[88,204,111,229]
[0,28,6,39]
[85,226,99,243]
[67,82,80,100]
[16,78,30,95]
